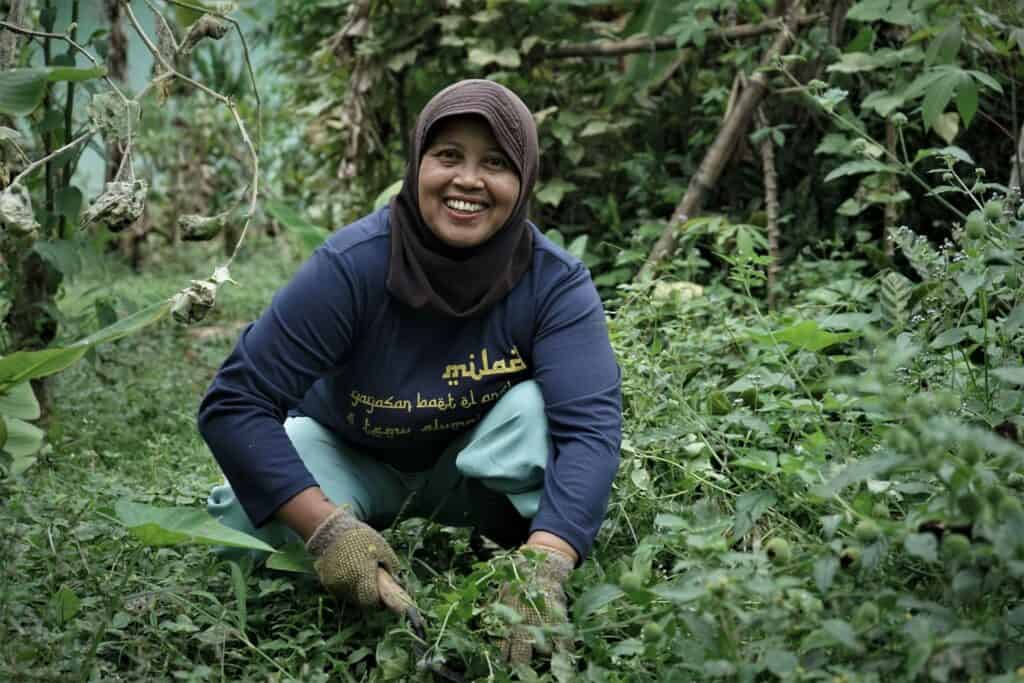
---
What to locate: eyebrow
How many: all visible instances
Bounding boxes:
[430,138,507,155]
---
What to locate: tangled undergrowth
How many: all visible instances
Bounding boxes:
[3,184,1024,682]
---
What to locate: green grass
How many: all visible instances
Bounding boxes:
[3,223,1024,682]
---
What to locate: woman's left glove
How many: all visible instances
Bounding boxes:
[499,544,575,665]
[305,506,400,608]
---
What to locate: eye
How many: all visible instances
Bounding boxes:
[434,147,460,162]
[486,154,511,170]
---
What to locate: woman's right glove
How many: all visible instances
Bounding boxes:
[304,506,400,608]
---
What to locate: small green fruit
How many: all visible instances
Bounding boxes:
[872,501,890,519]
[619,570,645,593]
[853,601,879,628]
[964,211,986,239]
[706,575,730,595]
[641,621,663,642]
[942,533,971,562]
[765,538,791,564]
[998,496,1024,519]
[855,520,882,543]
[984,200,1003,220]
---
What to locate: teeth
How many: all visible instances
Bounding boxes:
[445,199,486,213]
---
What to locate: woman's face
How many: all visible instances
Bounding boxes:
[417,115,521,249]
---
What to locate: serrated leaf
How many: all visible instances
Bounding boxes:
[733,489,776,538]
[956,77,978,128]
[880,272,912,328]
[922,72,958,129]
[574,583,623,618]
[753,320,858,352]
[930,327,969,349]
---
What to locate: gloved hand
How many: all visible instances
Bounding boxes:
[304,506,400,608]
[499,543,575,665]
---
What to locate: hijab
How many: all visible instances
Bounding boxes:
[386,79,539,318]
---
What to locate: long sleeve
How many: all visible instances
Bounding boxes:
[528,260,622,559]
[197,245,364,527]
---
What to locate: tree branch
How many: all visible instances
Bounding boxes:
[542,12,822,59]
[639,1,808,278]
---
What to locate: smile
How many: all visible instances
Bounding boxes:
[444,198,488,213]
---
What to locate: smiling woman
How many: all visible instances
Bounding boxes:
[417,116,521,249]
[198,79,622,668]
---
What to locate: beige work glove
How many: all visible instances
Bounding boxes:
[305,507,400,608]
[499,544,575,665]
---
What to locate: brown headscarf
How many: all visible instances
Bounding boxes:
[386,79,539,318]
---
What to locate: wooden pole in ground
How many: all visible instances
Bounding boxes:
[638,1,810,279]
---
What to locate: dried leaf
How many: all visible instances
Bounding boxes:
[83,180,147,232]
[0,184,39,235]
[179,15,230,56]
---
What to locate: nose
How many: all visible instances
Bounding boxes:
[453,163,485,190]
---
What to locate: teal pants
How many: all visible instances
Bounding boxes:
[207,380,550,552]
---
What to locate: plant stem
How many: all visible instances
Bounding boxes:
[60,0,80,240]
[11,131,92,188]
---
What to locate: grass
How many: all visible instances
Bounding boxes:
[3,221,1024,682]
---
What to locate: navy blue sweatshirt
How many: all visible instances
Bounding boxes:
[198,207,621,559]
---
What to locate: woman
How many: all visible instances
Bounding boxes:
[198,79,622,664]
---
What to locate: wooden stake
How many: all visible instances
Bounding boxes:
[757,108,780,305]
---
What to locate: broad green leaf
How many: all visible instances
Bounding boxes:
[921,71,958,129]
[930,326,969,349]
[2,416,44,457]
[0,68,47,116]
[862,90,906,117]
[55,186,83,223]
[0,346,89,390]
[932,112,959,144]
[52,587,82,625]
[817,454,903,496]
[0,382,40,420]
[264,199,328,252]
[926,22,962,65]
[1003,303,1024,335]
[535,179,577,207]
[822,619,864,653]
[567,234,588,260]
[955,78,978,128]
[825,160,900,183]
[754,320,858,352]
[846,0,890,22]
[115,501,276,552]
[956,271,984,299]
[544,228,565,249]
[904,532,938,563]
[574,583,624,618]
[265,542,314,574]
[992,367,1024,385]
[814,556,839,594]
[34,240,82,279]
[733,489,776,538]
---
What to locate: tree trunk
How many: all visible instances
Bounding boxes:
[1010,120,1024,191]
[639,1,808,278]
[884,120,898,258]
[0,0,27,70]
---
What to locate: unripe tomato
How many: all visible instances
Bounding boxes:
[619,570,645,593]
[984,200,1003,221]
[855,520,881,543]
[765,538,791,564]
[641,621,663,642]
[964,211,986,239]
[942,533,971,562]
